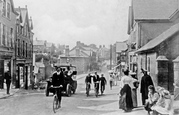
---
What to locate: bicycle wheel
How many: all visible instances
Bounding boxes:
[53,95,59,113]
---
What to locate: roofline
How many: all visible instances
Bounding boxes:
[135,19,170,22]
[136,24,179,53]
[169,6,179,19]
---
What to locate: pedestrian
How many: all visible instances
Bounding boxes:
[119,69,135,112]
[100,74,107,95]
[93,71,100,94]
[109,73,114,90]
[85,73,92,94]
[4,71,11,94]
[140,68,154,106]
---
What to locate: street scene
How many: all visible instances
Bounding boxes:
[1,0,179,115]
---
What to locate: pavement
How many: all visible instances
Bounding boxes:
[78,80,179,115]
[0,88,19,99]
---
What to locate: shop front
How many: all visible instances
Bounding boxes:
[0,51,13,89]
[16,59,32,89]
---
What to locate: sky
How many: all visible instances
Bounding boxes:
[13,0,131,48]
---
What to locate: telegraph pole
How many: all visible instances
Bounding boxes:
[110,44,112,70]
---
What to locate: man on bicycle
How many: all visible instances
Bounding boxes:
[100,74,107,95]
[85,73,92,94]
[93,72,100,94]
[52,67,64,108]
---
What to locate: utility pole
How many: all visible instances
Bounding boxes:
[110,44,112,70]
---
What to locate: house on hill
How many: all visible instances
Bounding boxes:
[59,41,98,74]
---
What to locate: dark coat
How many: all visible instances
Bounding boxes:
[52,72,64,86]
[93,74,100,83]
[100,77,107,85]
[4,72,11,83]
[85,76,92,83]
[140,74,154,101]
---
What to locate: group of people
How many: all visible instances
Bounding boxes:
[119,68,173,115]
[85,72,107,96]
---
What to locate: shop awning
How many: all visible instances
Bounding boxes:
[136,23,179,53]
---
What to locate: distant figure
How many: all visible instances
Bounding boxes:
[140,68,154,105]
[100,74,107,94]
[4,71,11,94]
[109,73,114,90]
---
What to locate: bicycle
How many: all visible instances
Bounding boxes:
[52,86,62,113]
[94,81,99,97]
[86,82,91,97]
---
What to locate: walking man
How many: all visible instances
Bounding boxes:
[140,68,154,105]
[4,71,11,94]
[100,74,107,95]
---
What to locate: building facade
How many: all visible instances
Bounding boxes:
[0,0,18,89]
[15,6,33,89]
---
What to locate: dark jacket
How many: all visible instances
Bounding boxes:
[100,77,107,85]
[52,72,64,86]
[4,72,11,83]
[93,74,100,83]
[85,75,92,83]
[140,74,154,97]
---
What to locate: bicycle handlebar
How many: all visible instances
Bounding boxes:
[51,86,63,89]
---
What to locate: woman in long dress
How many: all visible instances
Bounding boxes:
[119,69,136,112]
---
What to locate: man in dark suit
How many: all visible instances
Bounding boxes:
[4,71,11,94]
[52,67,64,108]
[140,68,154,105]
[100,74,107,95]
[93,72,100,94]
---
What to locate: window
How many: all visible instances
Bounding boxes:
[10,28,13,48]
[7,3,10,19]
[26,43,27,57]
[3,0,6,17]
[23,41,25,56]
[0,23,1,45]
[17,39,20,56]
[7,27,9,47]
[2,24,6,46]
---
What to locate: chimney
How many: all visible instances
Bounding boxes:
[103,45,105,47]
[76,41,81,46]
[76,47,80,56]
[65,45,69,56]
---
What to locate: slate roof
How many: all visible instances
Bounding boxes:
[133,0,178,20]
[136,23,179,53]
